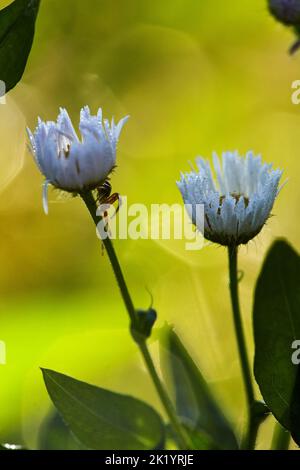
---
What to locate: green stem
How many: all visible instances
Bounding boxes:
[80,190,192,450]
[242,413,260,451]
[271,422,290,450]
[228,245,257,450]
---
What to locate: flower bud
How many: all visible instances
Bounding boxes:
[131,308,157,343]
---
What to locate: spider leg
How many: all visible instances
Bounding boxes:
[96,191,121,240]
[105,193,122,218]
[103,210,112,238]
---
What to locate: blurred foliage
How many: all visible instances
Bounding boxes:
[0,0,299,449]
[39,411,86,450]
[160,326,238,449]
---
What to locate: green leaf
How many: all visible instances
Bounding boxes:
[38,411,88,450]
[0,0,40,93]
[42,368,165,450]
[253,239,300,444]
[160,326,238,449]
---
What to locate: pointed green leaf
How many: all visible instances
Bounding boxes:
[254,239,300,444]
[42,368,165,450]
[160,326,238,449]
[0,0,40,93]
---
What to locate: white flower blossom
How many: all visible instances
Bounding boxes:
[177,151,283,246]
[27,106,129,214]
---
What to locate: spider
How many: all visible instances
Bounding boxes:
[96,180,121,255]
[96,180,121,226]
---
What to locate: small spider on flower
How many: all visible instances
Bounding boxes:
[96,178,122,236]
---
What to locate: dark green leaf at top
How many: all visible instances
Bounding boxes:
[0,0,40,93]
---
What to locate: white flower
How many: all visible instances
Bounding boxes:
[177,151,283,246]
[27,106,129,214]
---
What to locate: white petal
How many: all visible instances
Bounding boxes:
[114,115,130,141]
[212,152,226,194]
[57,108,79,142]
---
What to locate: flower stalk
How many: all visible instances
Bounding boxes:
[227,245,258,449]
[80,190,193,450]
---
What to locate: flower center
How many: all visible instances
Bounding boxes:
[230,193,250,208]
[217,193,249,215]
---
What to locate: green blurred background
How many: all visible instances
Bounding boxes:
[0,0,299,449]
